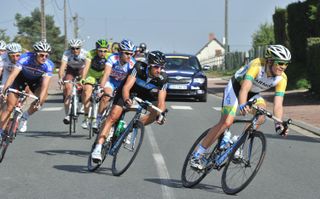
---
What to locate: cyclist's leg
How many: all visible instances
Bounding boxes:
[97,81,114,123]
[0,92,19,134]
[63,67,77,118]
[249,94,266,127]
[81,76,95,127]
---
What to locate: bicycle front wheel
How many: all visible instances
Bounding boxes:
[112,121,144,176]
[221,130,266,195]
[181,128,217,188]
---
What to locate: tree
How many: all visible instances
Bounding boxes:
[251,22,275,48]
[13,8,65,63]
[0,29,10,42]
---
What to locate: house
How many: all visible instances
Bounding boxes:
[196,33,225,69]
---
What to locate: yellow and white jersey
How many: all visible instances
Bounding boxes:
[234,58,287,96]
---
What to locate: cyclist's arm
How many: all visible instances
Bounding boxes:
[157,89,167,112]
[99,63,112,87]
[81,58,91,80]
[273,95,284,119]
[238,79,252,105]
[122,74,136,102]
[39,76,51,104]
[58,60,67,80]
[2,66,21,93]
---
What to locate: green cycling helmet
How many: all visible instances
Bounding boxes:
[96,39,109,49]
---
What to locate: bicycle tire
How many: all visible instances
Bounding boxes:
[88,106,93,139]
[112,121,144,176]
[69,104,73,135]
[181,128,217,188]
[221,130,266,195]
[0,112,19,163]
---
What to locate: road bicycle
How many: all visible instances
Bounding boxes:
[181,100,292,194]
[87,96,167,176]
[87,83,103,139]
[0,88,38,163]
[63,78,82,135]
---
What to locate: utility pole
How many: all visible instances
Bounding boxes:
[73,13,79,38]
[40,0,46,41]
[64,0,68,49]
[224,0,229,70]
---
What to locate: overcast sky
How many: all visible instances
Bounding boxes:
[1,0,298,54]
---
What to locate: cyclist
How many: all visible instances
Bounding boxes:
[80,39,112,129]
[190,44,292,170]
[0,40,6,56]
[97,39,136,127]
[0,40,54,135]
[58,38,88,124]
[134,42,148,62]
[0,43,22,83]
[91,50,168,162]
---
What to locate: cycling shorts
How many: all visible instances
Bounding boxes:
[221,78,266,116]
[11,71,42,93]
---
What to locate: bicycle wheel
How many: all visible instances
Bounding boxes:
[221,130,266,195]
[68,97,74,135]
[88,106,93,139]
[0,114,18,162]
[112,121,144,176]
[181,128,219,188]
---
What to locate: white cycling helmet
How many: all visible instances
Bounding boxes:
[0,40,6,50]
[6,43,22,54]
[265,45,291,62]
[69,38,83,48]
[33,40,52,53]
[119,39,135,52]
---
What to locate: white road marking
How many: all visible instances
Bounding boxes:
[146,126,175,199]
[41,107,63,111]
[170,105,192,110]
[213,107,221,111]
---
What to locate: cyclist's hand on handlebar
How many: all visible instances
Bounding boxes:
[239,104,250,115]
[33,99,42,110]
[124,98,133,107]
[0,91,7,102]
[275,122,288,137]
[58,78,64,86]
[156,109,168,125]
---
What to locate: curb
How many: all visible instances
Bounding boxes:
[207,87,320,136]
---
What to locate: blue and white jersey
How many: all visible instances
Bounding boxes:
[16,52,54,80]
[106,53,135,88]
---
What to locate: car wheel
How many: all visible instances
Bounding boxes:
[198,93,207,102]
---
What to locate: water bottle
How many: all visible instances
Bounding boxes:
[115,120,126,136]
[220,129,232,149]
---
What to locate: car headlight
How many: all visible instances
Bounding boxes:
[193,78,205,84]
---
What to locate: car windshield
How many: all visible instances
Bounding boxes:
[165,56,201,71]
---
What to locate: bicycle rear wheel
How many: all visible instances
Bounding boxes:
[221,130,266,195]
[112,121,144,176]
[0,114,18,163]
[181,128,219,188]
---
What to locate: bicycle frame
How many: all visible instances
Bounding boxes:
[108,103,146,156]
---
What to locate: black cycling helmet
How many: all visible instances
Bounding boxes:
[147,51,166,66]
[139,42,147,53]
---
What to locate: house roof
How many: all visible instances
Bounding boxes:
[196,38,224,55]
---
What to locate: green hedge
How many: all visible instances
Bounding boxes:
[307,37,320,92]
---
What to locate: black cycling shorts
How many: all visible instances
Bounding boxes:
[11,72,42,93]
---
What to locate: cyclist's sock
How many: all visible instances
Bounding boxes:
[194,144,207,158]
[94,144,102,152]
[22,111,30,120]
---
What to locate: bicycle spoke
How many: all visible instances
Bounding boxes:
[222,131,266,195]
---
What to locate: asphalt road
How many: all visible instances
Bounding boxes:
[0,93,319,199]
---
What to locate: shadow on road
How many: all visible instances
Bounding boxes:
[144,178,224,194]
[52,164,114,176]
[265,133,320,143]
[23,131,88,139]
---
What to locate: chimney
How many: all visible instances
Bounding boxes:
[209,33,215,41]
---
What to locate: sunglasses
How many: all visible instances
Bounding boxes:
[98,50,108,53]
[9,53,21,58]
[37,53,49,58]
[150,64,165,69]
[71,47,80,50]
[274,61,288,68]
[122,51,133,56]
